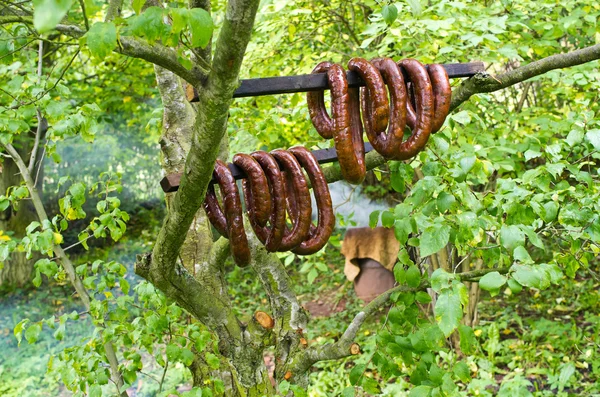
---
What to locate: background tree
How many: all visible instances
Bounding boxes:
[1,0,599,396]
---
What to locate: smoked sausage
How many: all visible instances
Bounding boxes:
[288,146,335,255]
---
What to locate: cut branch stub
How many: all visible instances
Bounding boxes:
[255,311,275,329]
[350,343,361,355]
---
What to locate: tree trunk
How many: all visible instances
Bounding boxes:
[0,132,45,289]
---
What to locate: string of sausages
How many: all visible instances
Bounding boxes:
[202,57,452,265]
[203,147,335,266]
[307,57,451,184]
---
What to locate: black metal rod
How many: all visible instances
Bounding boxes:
[160,143,375,193]
[164,61,486,192]
[188,61,485,101]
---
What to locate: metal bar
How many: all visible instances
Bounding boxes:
[164,61,486,192]
[186,61,485,101]
[160,143,376,192]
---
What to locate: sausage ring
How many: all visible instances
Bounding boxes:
[427,64,451,133]
[203,160,250,266]
[307,61,335,139]
[348,57,389,134]
[329,64,366,184]
[270,149,312,251]
[360,57,408,159]
[232,153,271,227]
[395,59,434,159]
[247,151,287,252]
[288,146,335,255]
[405,64,450,134]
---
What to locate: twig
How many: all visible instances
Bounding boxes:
[78,0,89,30]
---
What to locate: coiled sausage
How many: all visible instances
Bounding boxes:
[288,146,335,255]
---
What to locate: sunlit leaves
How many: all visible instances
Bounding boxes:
[87,22,117,59]
[125,6,213,49]
[381,5,398,25]
[479,271,507,296]
[32,0,74,33]
[419,223,450,257]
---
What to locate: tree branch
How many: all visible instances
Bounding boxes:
[104,0,123,22]
[0,15,208,86]
[288,267,510,373]
[449,43,600,112]
[320,43,600,185]
[148,0,261,291]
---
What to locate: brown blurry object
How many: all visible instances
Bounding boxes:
[341,227,399,302]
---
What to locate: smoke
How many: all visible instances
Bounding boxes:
[325,181,390,229]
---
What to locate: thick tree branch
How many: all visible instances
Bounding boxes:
[148,0,260,290]
[246,230,309,381]
[449,43,600,112]
[2,143,127,396]
[289,267,510,373]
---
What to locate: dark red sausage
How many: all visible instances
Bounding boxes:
[307,61,335,139]
[270,149,312,251]
[288,146,335,255]
[395,59,434,159]
[203,182,228,238]
[428,64,451,133]
[232,153,271,227]
[348,57,389,133]
[405,64,450,133]
[328,64,366,184]
[204,160,250,266]
[248,151,287,252]
[362,58,407,160]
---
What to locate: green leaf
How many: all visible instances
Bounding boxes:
[87,22,117,59]
[513,246,533,264]
[585,129,600,151]
[511,264,550,290]
[406,265,421,288]
[420,224,450,257]
[132,0,145,14]
[120,277,130,295]
[307,268,318,284]
[206,353,220,369]
[24,322,42,344]
[279,380,290,395]
[499,225,525,251]
[430,268,453,292]
[14,319,28,345]
[89,385,102,397]
[369,210,380,228]
[458,324,476,354]
[188,8,214,48]
[349,364,365,385]
[436,192,455,213]
[409,385,432,397]
[415,291,432,303]
[341,386,355,397]
[558,362,576,390]
[479,271,507,296]
[381,210,395,227]
[450,111,470,125]
[507,278,523,294]
[33,0,74,33]
[453,361,471,383]
[434,289,462,336]
[381,4,398,25]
